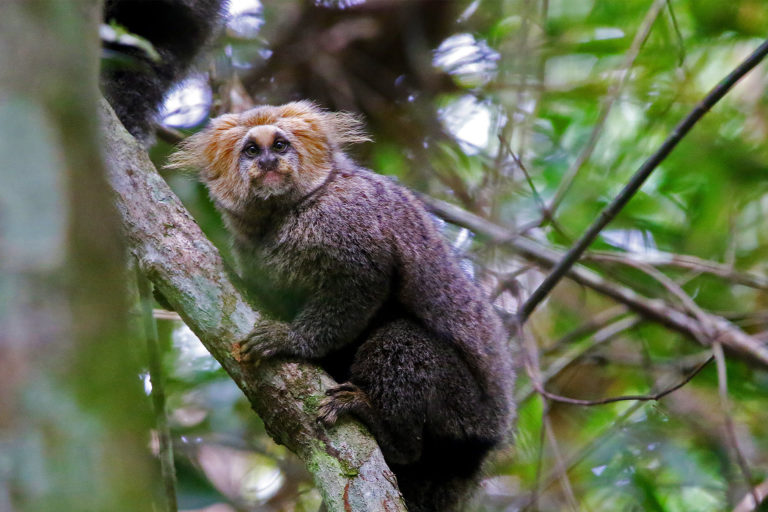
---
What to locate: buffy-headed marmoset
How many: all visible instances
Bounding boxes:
[168,101,515,512]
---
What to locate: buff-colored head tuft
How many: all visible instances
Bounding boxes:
[166,101,370,179]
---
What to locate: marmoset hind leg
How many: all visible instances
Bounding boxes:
[318,318,495,466]
[318,381,422,464]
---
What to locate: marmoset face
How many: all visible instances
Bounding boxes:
[168,101,369,211]
[238,125,302,200]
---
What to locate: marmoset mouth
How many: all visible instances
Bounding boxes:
[260,170,283,185]
[249,170,292,199]
[251,169,285,186]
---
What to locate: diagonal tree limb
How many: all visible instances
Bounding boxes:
[521,37,768,321]
[419,194,768,368]
[100,99,406,512]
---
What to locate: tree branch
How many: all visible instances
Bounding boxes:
[419,194,768,367]
[713,342,759,511]
[584,250,768,290]
[521,37,768,321]
[516,315,641,404]
[531,354,713,406]
[100,99,406,512]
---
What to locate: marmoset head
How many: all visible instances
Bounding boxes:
[167,101,369,209]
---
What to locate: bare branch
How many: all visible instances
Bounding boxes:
[585,250,768,290]
[154,123,185,146]
[531,354,712,406]
[100,99,406,512]
[611,258,715,342]
[542,305,629,355]
[521,327,579,511]
[523,258,714,408]
[543,416,579,512]
[419,194,768,367]
[664,0,687,67]
[516,315,640,404]
[521,37,768,320]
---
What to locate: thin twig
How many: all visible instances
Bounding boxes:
[517,315,641,404]
[527,408,548,512]
[614,258,716,343]
[531,354,713,406]
[544,415,580,512]
[521,324,546,511]
[500,138,571,240]
[548,0,667,216]
[542,305,629,355]
[713,342,759,511]
[137,269,178,512]
[520,37,768,321]
[522,325,580,511]
[665,0,687,68]
[585,250,768,290]
[506,140,549,216]
[155,123,185,146]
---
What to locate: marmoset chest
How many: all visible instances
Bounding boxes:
[233,204,369,318]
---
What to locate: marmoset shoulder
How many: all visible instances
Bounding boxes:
[169,101,515,512]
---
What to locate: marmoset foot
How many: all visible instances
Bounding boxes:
[317,382,372,426]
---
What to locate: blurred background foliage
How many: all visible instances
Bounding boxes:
[88,0,768,510]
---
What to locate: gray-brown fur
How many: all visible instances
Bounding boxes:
[168,102,515,511]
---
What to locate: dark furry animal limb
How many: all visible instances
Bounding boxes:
[99,98,407,512]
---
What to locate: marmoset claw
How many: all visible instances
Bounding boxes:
[239,320,291,361]
[317,382,368,426]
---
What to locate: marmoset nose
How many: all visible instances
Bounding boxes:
[258,155,279,172]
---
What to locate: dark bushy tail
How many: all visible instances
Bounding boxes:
[395,468,480,512]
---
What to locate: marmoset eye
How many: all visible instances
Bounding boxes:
[272,139,289,152]
[243,143,260,157]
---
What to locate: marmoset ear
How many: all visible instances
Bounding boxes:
[166,113,248,180]
[276,101,371,146]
